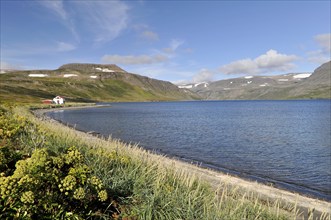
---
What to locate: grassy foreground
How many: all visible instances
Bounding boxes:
[0,104,319,219]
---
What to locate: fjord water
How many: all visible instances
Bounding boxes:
[47,100,331,201]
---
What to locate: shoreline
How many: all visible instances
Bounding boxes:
[33,105,331,218]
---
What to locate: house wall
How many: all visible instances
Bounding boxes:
[53,98,64,104]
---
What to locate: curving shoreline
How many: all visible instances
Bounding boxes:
[33,105,331,218]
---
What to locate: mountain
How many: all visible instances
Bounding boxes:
[179,61,330,100]
[0,63,198,103]
[1,62,329,103]
[305,61,330,85]
[289,61,331,99]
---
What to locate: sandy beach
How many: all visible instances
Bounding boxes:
[33,106,331,219]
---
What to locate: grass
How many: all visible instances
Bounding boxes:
[0,71,196,104]
[290,86,331,99]
[1,104,329,219]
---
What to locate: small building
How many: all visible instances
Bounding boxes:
[53,96,65,105]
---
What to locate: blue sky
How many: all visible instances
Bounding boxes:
[1,1,330,83]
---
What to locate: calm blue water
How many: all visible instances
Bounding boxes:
[47,100,331,201]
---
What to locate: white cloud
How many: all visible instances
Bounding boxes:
[170,39,184,51]
[38,1,78,40]
[315,33,331,53]
[163,39,185,53]
[73,1,129,44]
[220,50,298,75]
[141,31,159,41]
[39,1,67,20]
[0,61,23,71]
[220,59,258,75]
[102,54,168,65]
[3,41,76,56]
[307,33,331,64]
[306,50,330,64]
[0,61,13,70]
[133,24,159,41]
[126,64,195,82]
[39,1,129,44]
[56,42,76,52]
[133,24,149,31]
[192,69,214,83]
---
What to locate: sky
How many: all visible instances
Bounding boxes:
[1,0,330,83]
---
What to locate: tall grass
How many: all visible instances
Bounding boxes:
[2,105,327,219]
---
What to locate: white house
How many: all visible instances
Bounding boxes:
[53,96,65,105]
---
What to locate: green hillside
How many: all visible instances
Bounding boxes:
[0,63,198,103]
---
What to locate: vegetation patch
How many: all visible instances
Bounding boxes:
[0,106,120,218]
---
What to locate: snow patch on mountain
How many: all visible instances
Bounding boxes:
[95,67,115,72]
[293,73,312,79]
[178,82,209,89]
[63,74,78,78]
[28,74,48,77]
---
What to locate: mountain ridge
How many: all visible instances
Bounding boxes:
[179,61,330,100]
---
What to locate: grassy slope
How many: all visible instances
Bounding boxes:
[0,72,194,103]
[289,86,331,99]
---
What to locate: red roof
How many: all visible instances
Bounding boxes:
[42,100,53,104]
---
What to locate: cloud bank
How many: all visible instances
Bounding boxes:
[220,50,298,75]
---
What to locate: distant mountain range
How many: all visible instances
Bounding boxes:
[178,61,330,100]
[0,61,330,103]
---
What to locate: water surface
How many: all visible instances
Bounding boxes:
[47,100,331,201]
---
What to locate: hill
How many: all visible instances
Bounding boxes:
[179,61,330,100]
[288,61,331,99]
[0,63,198,103]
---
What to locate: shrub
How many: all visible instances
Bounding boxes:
[0,105,46,176]
[0,146,119,219]
[0,106,25,176]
